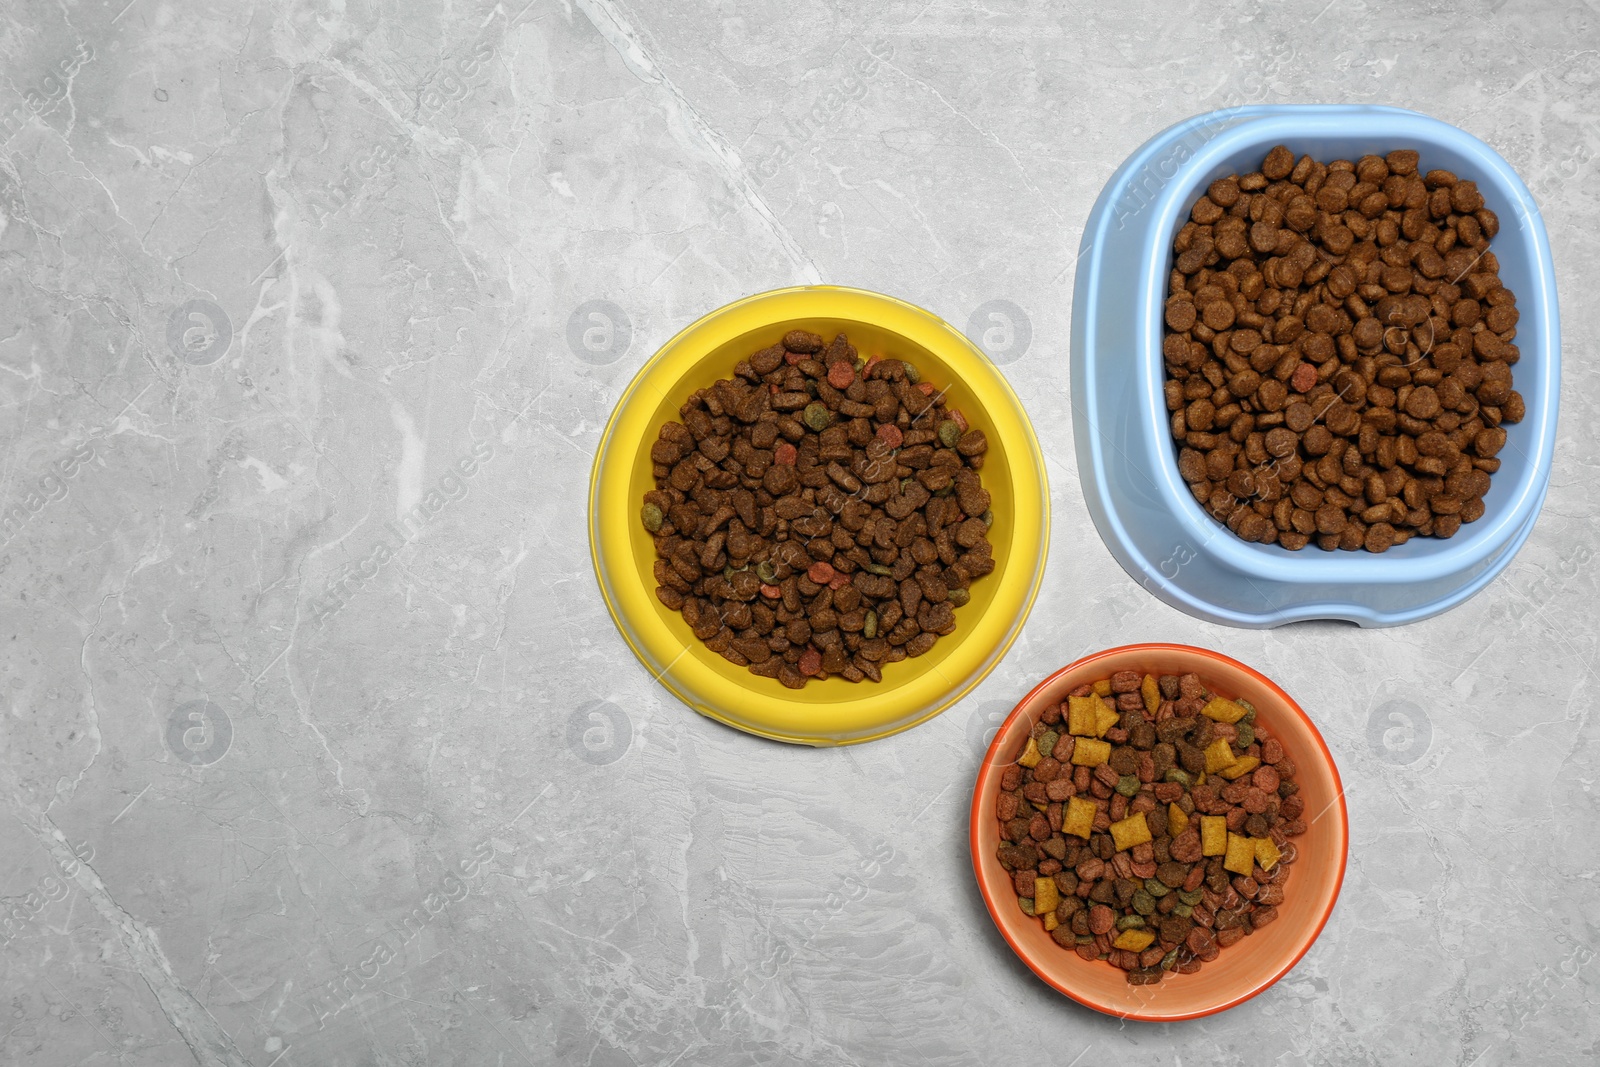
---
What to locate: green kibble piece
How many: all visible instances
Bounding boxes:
[980,508,994,528]
[866,562,893,576]
[901,360,921,385]
[1076,934,1095,945]
[901,476,916,491]
[756,560,777,583]
[1173,903,1194,918]
[1164,768,1193,787]
[1116,775,1140,797]
[1038,730,1060,759]
[1236,723,1255,748]
[1178,889,1204,906]
[1237,698,1256,714]
[863,610,878,640]
[1115,914,1146,931]
[641,503,663,532]
[934,484,954,497]
[1143,878,1171,899]
[937,420,962,448]
[1018,896,1034,916]
[1131,890,1156,916]
[803,402,832,431]
[1161,947,1180,970]
[947,587,971,607]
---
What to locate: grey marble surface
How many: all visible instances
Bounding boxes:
[2,0,1598,1064]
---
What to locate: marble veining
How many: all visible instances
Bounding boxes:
[1,1,1597,1064]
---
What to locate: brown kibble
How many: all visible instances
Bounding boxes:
[1249,220,1280,254]
[1264,428,1297,458]
[1385,149,1420,175]
[1502,391,1526,423]
[1485,304,1519,334]
[1474,427,1507,457]
[1364,522,1398,553]
[956,429,989,456]
[783,330,824,353]
[649,333,988,687]
[1359,191,1390,218]
[1284,402,1315,432]
[1452,180,1485,214]
[1191,196,1224,225]
[1262,145,1295,180]
[1209,177,1241,207]
[1202,300,1237,331]
[1163,147,1515,553]
[1403,386,1441,419]
[1285,196,1318,231]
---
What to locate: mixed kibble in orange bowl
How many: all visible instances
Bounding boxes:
[994,669,1306,985]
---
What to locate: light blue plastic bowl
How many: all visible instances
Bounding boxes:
[1071,105,1560,627]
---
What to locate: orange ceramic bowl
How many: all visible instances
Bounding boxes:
[969,644,1347,1020]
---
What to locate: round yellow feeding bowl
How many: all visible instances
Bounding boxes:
[588,286,1049,745]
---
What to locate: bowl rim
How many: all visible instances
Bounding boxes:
[968,642,1349,1020]
[588,284,1051,745]
[1073,104,1559,625]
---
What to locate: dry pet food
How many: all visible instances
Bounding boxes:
[643,330,995,689]
[995,671,1307,985]
[1163,145,1524,552]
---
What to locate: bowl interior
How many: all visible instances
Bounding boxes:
[1147,116,1554,575]
[593,286,1048,744]
[971,644,1347,1020]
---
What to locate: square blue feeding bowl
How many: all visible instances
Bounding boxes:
[1071,104,1560,627]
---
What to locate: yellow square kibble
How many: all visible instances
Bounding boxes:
[1218,755,1261,781]
[1201,815,1228,857]
[1168,802,1189,838]
[1019,736,1042,768]
[1224,832,1257,876]
[1202,698,1248,723]
[1141,674,1160,716]
[1063,796,1097,839]
[1035,876,1060,917]
[1094,703,1120,738]
[1110,812,1152,852]
[1071,737,1111,767]
[1044,911,1060,932]
[1113,927,1155,952]
[1093,678,1112,697]
[1204,738,1238,774]
[1256,837,1283,871]
[1067,696,1100,737]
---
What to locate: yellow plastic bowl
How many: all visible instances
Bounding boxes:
[588,286,1049,745]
